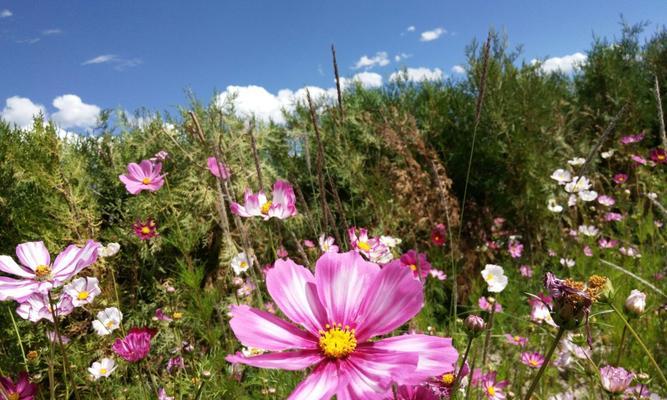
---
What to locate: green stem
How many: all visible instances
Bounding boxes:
[610,304,667,388]
[453,336,474,391]
[615,324,628,366]
[48,292,81,400]
[523,327,565,400]
[481,299,497,365]
[48,335,55,400]
[7,305,29,372]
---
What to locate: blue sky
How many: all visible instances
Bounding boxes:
[0,0,665,129]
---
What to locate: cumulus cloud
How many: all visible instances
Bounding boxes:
[51,94,101,129]
[339,72,383,90]
[451,65,466,74]
[531,52,587,74]
[0,9,12,18]
[353,51,390,70]
[420,27,446,42]
[390,67,444,82]
[1,96,46,128]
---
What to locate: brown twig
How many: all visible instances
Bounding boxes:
[247,119,264,190]
[331,44,344,116]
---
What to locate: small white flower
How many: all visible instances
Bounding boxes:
[560,258,576,268]
[98,242,120,258]
[547,199,563,213]
[92,307,123,336]
[578,190,598,202]
[550,169,572,184]
[567,157,586,166]
[63,277,101,307]
[480,264,508,293]
[88,358,116,380]
[647,192,658,200]
[619,247,641,258]
[568,194,578,207]
[564,176,591,193]
[578,225,599,237]
[624,289,646,315]
[231,252,252,275]
[379,235,402,248]
[601,149,615,159]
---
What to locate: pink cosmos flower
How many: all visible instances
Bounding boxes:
[16,292,74,323]
[431,224,447,246]
[597,195,616,206]
[155,308,173,322]
[481,372,508,400]
[507,240,523,259]
[150,150,169,162]
[158,388,175,400]
[119,160,165,195]
[479,296,502,313]
[386,250,431,279]
[429,270,447,281]
[225,251,459,400]
[650,148,666,164]
[619,132,644,145]
[112,327,157,362]
[520,352,545,368]
[303,240,316,249]
[0,372,38,400]
[277,246,289,259]
[504,334,527,347]
[46,331,70,344]
[604,212,623,222]
[386,384,439,400]
[600,365,634,394]
[166,356,185,373]
[519,265,533,278]
[207,157,231,180]
[231,180,297,220]
[348,227,392,263]
[624,384,652,399]
[237,279,256,297]
[0,240,99,301]
[133,218,158,240]
[598,238,619,249]
[613,173,628,184]
[318,235,338,253]
[528,293,556,327]
[631,154,647,165]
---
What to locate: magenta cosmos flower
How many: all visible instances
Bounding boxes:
[119,159,165,195]
[226,251,458,400]
[133,218,158,240]
[385,250,431,279]
[112,327,157,362]
[207,157,231,180]
[504,334,527,347]
[430,224,447,246]
[0,372,38,400]
[619,132,645,145]
[520,351,545,368]
[650,148,667,164]
[231,180,297,220]
[600,365,634,394]
[507,240,523,258]
[612,173,628,184]
[385,384,439,400]
[0,240,99,302]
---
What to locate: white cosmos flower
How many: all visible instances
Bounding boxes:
[567,157,586,166]
[231,252,252,275]
[481,264,508,293]
[88,358,116,380]
[578,190,598,202]
[601,149,615,159]
[550,169,571,184]
[578,225,599,237]
[560,258,575,268]
[63,277,101,307]
[379,235,402,248]
[564,176,591,193]
[547,199,563,213]
[568,195,578,207]
[92,307,123,336]
[98,242,120,258]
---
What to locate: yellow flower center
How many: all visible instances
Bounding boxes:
[529,359,539,367]
[240,261,248,269]
[487,386,496,396]
[35,264,51,279]
[106,321,116,328]
[319,323,357,359]
[357,241,371,252]
[441,373,455,386]
[141,177,151,184]
[141,226,151,234]
[27,350,38,360]
[173,312,183,320]
[261,201,272,215]
[659,154,666,160]
[77,291,89,300]
[8,393,20,400]
[514,336,521,342]
[99,368,107,375]
[486,273,494,282]
[409,264,417,271]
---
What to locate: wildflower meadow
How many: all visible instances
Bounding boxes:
[1,21,667,400]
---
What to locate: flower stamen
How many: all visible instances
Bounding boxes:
[318,323,357,359]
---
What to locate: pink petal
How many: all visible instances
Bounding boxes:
[226,349,323,370]
[315,251,380,327]
[119,175,143,194]
[288,361,342,400]
[371,334,458,383]
[139,159,154,176]
[0,255,34,278]
[267,258,328,335]
[228,304,318,351]
[52,240,99,283]
[16,241,50,270]
[355,261,423,341]
[230,202,251,217]
[126,162,145,179]
[0,277,40,301]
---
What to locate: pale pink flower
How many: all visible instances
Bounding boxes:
[605,212,623,222]
[16,292,74,323]
[597,195,615,206]
[207,157,231,180]
[348,227,392,263]
[520,352,545,368]
[619,132,644,145]
[231,180,297,220]
[600,365,634,394]
[63,277,101,307]
[529,293,556,327]
[478,296,502,313]
[318,235,339,253]
[508,240,523,259]
[429,270,447,281]
[303,240,315,249]
[505,334,527,347]
[598,238,619,248]
[119,160,165,195]
[631,154,647,165]
[583,246,593,257]
[481,372,508,400]
[519,265,533,278]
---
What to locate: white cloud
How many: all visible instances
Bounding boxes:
[0,9,12,18]
[42,29,62,35]
[451,65,466,74]
[340,72,383,90]
[51,94,101,130]
[390,67,444,82]
[353,51,390,70]
[82,54,141,70]
[1,96,46,128]
[406,26,415,32]
[531,52,587,74]
[394,53,411,62]
[420,27,446,42]
[16,38,40,45]
[83,55,117,65]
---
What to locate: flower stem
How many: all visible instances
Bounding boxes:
[481,300,497,365]
[610,304,667,388]
[7,305,29,372]
[615,324,628,366]
[523,327,565,400]
[47,292,81,400]
[453,335,474,391]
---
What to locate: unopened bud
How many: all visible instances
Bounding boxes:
[624,289,646,316]
[464,315,486,337]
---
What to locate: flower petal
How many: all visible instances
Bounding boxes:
[52,240,99,283]
[16,241,50,270]
[315,251,380,327]
[228,304,317,351]
[372,334,458,383]
[226,349,323,371]
[287,361,343,400]
[0,277,40,301]
[0,255,33,278]
[355,261,423,341]
[267,258,328,335]
[127,162,145,179]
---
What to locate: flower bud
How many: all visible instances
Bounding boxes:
[464,315,486,337]
[624,289,646,316]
